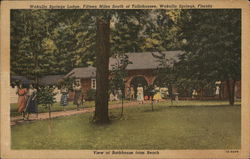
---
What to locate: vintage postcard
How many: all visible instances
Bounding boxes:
[0,0,250,158]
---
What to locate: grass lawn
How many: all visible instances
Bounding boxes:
[11,101,241,149]
[10,99,240,117]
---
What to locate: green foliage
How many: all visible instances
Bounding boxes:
[11,10,96,79]
[152,52,176,100]
[111,10,149,54]
[86,89,96,101]
[142,10,182,51]
[11,10,54,81]
[36,86,56,107]
[11,9,182,79]
[177,10,241,104]
[178,10,241,81]
[150,10,240,101]
[109,54,132,115]
[144,84,156,97]
[58,77,75,91]
[11,9,241,106]
[109,54,131,95]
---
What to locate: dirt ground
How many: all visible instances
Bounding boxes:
[10,101,145,126]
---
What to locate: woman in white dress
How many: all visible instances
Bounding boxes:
[137,84,144,104]
[153,85,162,103]
[25,84,37,120]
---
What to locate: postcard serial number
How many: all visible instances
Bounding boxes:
[226,150,239,153]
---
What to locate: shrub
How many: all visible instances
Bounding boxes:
[86,89,96,101]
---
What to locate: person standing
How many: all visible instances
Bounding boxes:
[130,86,135,100]
[192,89,198,99]
[73,81,82,111]
[126,87,130,99]
[153,85,162,103]
[117,89,122,100]
[25,84,37,120]
[16,83,28,119]
[137,84,144,104]
[215,86,220,96]
[60,85,68,111]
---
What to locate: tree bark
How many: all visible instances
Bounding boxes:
[168,84,173,105]
[94,17,110,124]
[226,80,235,106]
[48,104,51,119]
[151,98,154,111]
[121,91,124,116]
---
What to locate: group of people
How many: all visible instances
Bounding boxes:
[16,83,37,120]
[134,85,168,104]
[16,80,83,119]
[60,80,83,111]
[125,84,169,104]
[16,80,170,118]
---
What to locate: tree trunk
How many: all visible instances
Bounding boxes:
[151,98,154,111]
[200,87,203,100]
[94,17,110,124]
[226,80,235,106]
[168,84,173,105]
[121,92,124,116]
[34,45,39,86]
[48,104,51,119]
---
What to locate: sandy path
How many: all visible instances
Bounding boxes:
[10,101,145,126]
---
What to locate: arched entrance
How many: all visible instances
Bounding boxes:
[129,76,148,99]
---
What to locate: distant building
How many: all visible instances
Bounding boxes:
[39,75,64,86]
[66,51,241,100]
[10,75,31,86]
[65,66,96,100]
[10,51,241,103]
[66,51,183,99]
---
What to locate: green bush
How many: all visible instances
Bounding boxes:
[36,86,57,118]
[37,86,56,106]
[86,89,96,101]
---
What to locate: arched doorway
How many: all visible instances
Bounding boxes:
[129,76,148,99]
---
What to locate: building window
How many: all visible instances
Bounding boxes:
[91,78,96,89]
